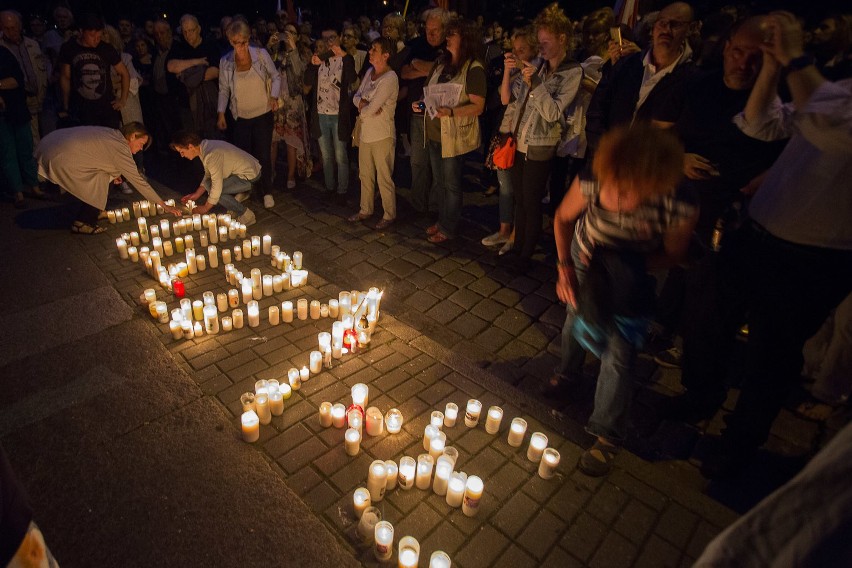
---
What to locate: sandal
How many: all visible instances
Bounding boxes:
[426,224,440,236]
[348,212,370,222]
[427,231,451,244]
[97,210,109,220]
[70,221,106,235]
[579,439,620,477]
[794,397,841,423]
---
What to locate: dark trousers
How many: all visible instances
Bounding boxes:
[510,153,553,259]
[681,220,852,451]
[77,201,100,225]
[152,92,181,153]
[232,112,274,196]
[548,155,585,216]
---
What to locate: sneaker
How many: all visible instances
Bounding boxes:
[237,208,256,226]
[235,191,251,203]
[481,232,510,247]
[263,194,275,209]
[287,180,296,190]
[654,347,682,369]
[498,240,514,256]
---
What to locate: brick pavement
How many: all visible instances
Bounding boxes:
[77,170,838,566]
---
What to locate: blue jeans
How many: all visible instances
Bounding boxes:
[558,238,642,444]
[409,115,437,213]
[427,140,463,238]
[496,168,514,225]
[215,174,259,214]
[317,113,349,193]
[0,118,38,196]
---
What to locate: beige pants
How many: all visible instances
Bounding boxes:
[358,137,396,220]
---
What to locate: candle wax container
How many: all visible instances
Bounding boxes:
[507,417,527,447]
[310,351,322,374]
[415,454,434,490]
[464,399,482,428]
[319,402,333,428]
[344,428,361,456]
[442,446,459,467]
[366,460,388,502]
[538,448,561,479]
[384,460,398,491]
[288,368,301,391]
[365,407,384,437]
[351,383,369,408]
[331,404,346,428]
[353,487,371,519]
[357,506,381,544]
[462,475,484,517]
[431,411,444,430]
[446,472,465,508]
[527,432,548,462]
[423,424,439,452]
[428,432,447,461]
[385,409,403,434]
[398,536,420,568]
[444,403,458,428]
[433,455,453,496]
[254,393,271,425]
[398,456,415,490]
[373,520,394,562]
[241,410,260,443]
[485,406,504,435]
[240,392,256,413]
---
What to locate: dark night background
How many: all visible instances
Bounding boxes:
[3,0,847,29]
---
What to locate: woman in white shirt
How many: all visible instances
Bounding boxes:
[348,37,399,230]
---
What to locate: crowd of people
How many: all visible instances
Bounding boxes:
[2,0,851,481]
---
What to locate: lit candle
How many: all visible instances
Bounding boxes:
[353,487,371,519]
[297,298,308,320]
[429,432,446,461]
[116,238,129,259]
[385,409,403,434]
[331,403,346,428]
[415,454,434,490]
[384,460,398,491]
[433,455,453,496]
[309,300,320,319]
[442,446,459,467]
[331,322,344,359]
[292,250,303,269]
[269,389,284,416]
[242,239,251,259]
[299,366,309,382]
[429,551,451,568]
[268,305,280,325]
[241,410,260,442]
[233,245,242,262]
[196,255,206,271]
[215,293,227,313]
[310,351,322,374]
[281,301,294,323]
[431,411,444,430]
[221,247,231,264]
[192,214,201,231]
[262,275,273,297]
[247,301,260,327]
[345,428,361,456]
[241,278,253,304]
[319,402,333,427]
[232,309,244,329]
[255,393,271,425]
[130,231,141,246]
[192,300,204,321]
[446,473,466,508]
[279,383,292,400]
[329,299,339,318]
[240,392,255,412]
[320,304,329,318]
[128,246,138,262]
[357,506,381,544]
[180,298,192,320]
[444,403,458,427]
[203,305,220,334]
[507,418,527,447]
[538,448,560,479]
[169,320,182,340]
[527,432,548,462]
[464,400,482,428]
[351,383,369,408]
[462,475,484,517]
[251,236,261,256]
[180,320,194,339]
[365,407,384,436]
[262,235,271,255]
[367,460,388,502]
[485,406,503,434]
[272,275,283,293]
[288,368,301,391]
[373,520,394,562]
[398,536,420,568]
[339,292,351,320]
[221,316,233,332]
[398,456,415,490]
[347,407,363,433]
[422,425,439,452]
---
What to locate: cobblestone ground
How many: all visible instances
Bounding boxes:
[75,165,841,567]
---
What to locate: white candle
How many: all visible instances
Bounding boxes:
[241,278,253,304]
[116,238,129,259]
[415,454,434,490]
[288,368,301,391]
[169,320,182,340]
[232,309,244,329]
[196,255,206,271]
[192,300,204,321]
[320,304,329,318]
[338,292,351,320]
[262,235,271,255]
[353,487,371,519]
[242,239,251,259]
[357,506,381,544]
[247,301,260,327]
[373,520,394,562]
[431,411,444,430]
[203,305,220,335]
[398,456,415,490]
[221,316,233,332]
[527,432,548,462]
[446,473,465,508]
[216,293,228,313]
[251,236,261,256]
[507,418,527,447]
[367,460,388,502]
[398,536,420,568]
[310,351,322,374]
[422,425,439,452]
[262,275,273,297]
[464,400,482,428]
[272,275,283,293]
[319,402,333,427]
[351,383,369,408]
[485,406,503,434]
[462,475,483,517]
[331,403,346,428]
[429,551,451,568]
[429,432,446,461]
[444,403,458,427]
[128,246,138,262]
[130,231,141,246]
[365,407,384,437]
[297,298,308,320]
[198,232,208,248]
[180,298,191,320]
[281,301,294,323]
[221,247,231,264]
[233,245,242,262]
[268,305,280,325]
[347,407,363,433]
[269,389,284,416]
[442,446,459,467]
[292,250,303,269]
[184,235,194,250]
[345,428,361,456]
[299,366,309,382]
[207,246,219,269]
[309,300,321,319]
[279,383,292,400]
[384,460,398,491]
[241,410,260,442]
[385,409,403,434]
[329,299,339,318]
[240,392,256,413]
[192,214,201,231]
[255,393,271,425]
[331,322,344,358]
[433,455,453,496]
[538,448,561,479]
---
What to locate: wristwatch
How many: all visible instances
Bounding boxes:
[786,54,814,71]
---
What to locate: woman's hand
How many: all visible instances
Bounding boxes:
[434,106,453,118]
[268,97,279,112]
[311,54,321,66]
[216,113,227,131]
[181,188,205,204]
[192,202,214,215]
[161,203,184,217]
[607,39,640,64]
[521,60,536,86]
[556,265,579,308]
[683,153,718,179]
[503,52,519,73]
[411,100,424,113]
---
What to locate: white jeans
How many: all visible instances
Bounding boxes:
[357,137,396,220]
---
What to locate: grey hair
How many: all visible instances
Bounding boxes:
[226,19,251,40]
[422,8,450,27]
[179,14,200,29]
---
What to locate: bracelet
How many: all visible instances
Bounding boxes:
[556,259,574,268]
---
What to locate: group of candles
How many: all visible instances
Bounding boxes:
[354,504,451,567]
[239,378,302,442]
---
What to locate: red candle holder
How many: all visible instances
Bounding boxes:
[172,279,185,298]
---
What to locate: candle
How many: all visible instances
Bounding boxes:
[247,301,260,327]
[345,428,361,456]
[128,246,138,262]
[192,214,201,231]
[184,235,194,250]
[442,446,459,467]
[464,400,482,428]
[429,551,451,568]
[202,291,216,307]
[269,389,284,416]
[331,322,344,359]
[319,402,333,427]
[320,304,329,318]
[357,506,381,544]
[351,383,368,408]
[130,231,141,246]
[279,383,292,400]
[116,238,129,259]
[373,520,394,562]
[255,393,271,425]
[433,455,453,496]
[415,454,434,490]
[169,320,183,340]
[292,250,303,269]
[429,432,446,461]
[309,300,320,319]
[180,298,192,320]
[282,301,294,323]
[241,278,252,304]
[507,418,527,447]
[331,403,346,428]
[339,292,351,320]
[251,236,261,256]
[203,305,220,334]
[385,409,403,434]
[242,239,251,259]
[365,407,384,436]
[262,235,271,255]
[347,407,363,433]
[233,245,242,262]
[329,299,339,318]
[268,305,280,325]
[310,351,322,374]
[241,410,260,443]
[221,316,233,332]
[288,368,301,391]
[191,301,204,321]
[444,403,458,427]
[384,460,398,491]
[398,456,415,490]
[446,473,466,508]
[208,246,218,268]
[221,247,231,264]
[262,275,273,297]
[538,448,561,479]
[423,425,439,452]
[485,406,503,434]
[353,487,371,519]
[367,460,388,502]
[196,255,206,271]
[272,275,283,293]
[527,432,548,462]
[172,280,185,299]
[398,536,420,568]
[240,392,255,412]
[299,366,309,382]
[232,309,244,329]
[431,411,444,430]
[297,299,308,320]
[462,475,484,517]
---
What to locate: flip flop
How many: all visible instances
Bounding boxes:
[70,221,106,235]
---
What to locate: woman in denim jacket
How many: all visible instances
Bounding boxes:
[217,20,281,208]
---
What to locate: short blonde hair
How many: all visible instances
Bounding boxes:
[534,3,573,50]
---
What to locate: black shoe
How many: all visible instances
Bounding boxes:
[662,392,723,424]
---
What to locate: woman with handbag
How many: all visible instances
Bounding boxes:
[505,3,583,271]
[347,37,399,230]
[412,18,486,244]
[482,26,540,251]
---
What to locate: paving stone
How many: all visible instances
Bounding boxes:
[428,258,463,277]
[491,491,540,539]
[278,436,329,474]
[372,367,411,393]
[467,277,502,298]
[546,479,593,523]
[455,524,510,568]
[586,482,630,525]
[264,423,313,458]
[425,301,466,325]
[366,431,417,460]
[447,313,489,339]
[329,453,374,494]
[406,290,441,312]
[522,469,562,504]
[516,508,565,561]
[200,373,232,395]
[455,428,494,456]
[588,530,638,568]
[687,521,721,559]
[473,326,515,352]
[491,287,521,307]
[493,308,533,335]
[515,294,553,318]
[655,502,700,549]
[373,352,411,374]
[443,269,478,289]
[517,325,552,351]
[559,512,608,563]
[393,501,445,544]
[388,378,428,405]
[541,547,585,568]
[614,498,657,545]
[444,372,485,398]
[301,481,341,515]
[425,279,458,300]
[420,522,468,559]
[448,288,485,310]
[385,485,423,514]
[284,465,323,495]
[270,397,317,431]
[633,534,682,568]
[408,269,442,289]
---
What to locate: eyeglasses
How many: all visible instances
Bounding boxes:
[655,18,690,31]
[342,34,356,39]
